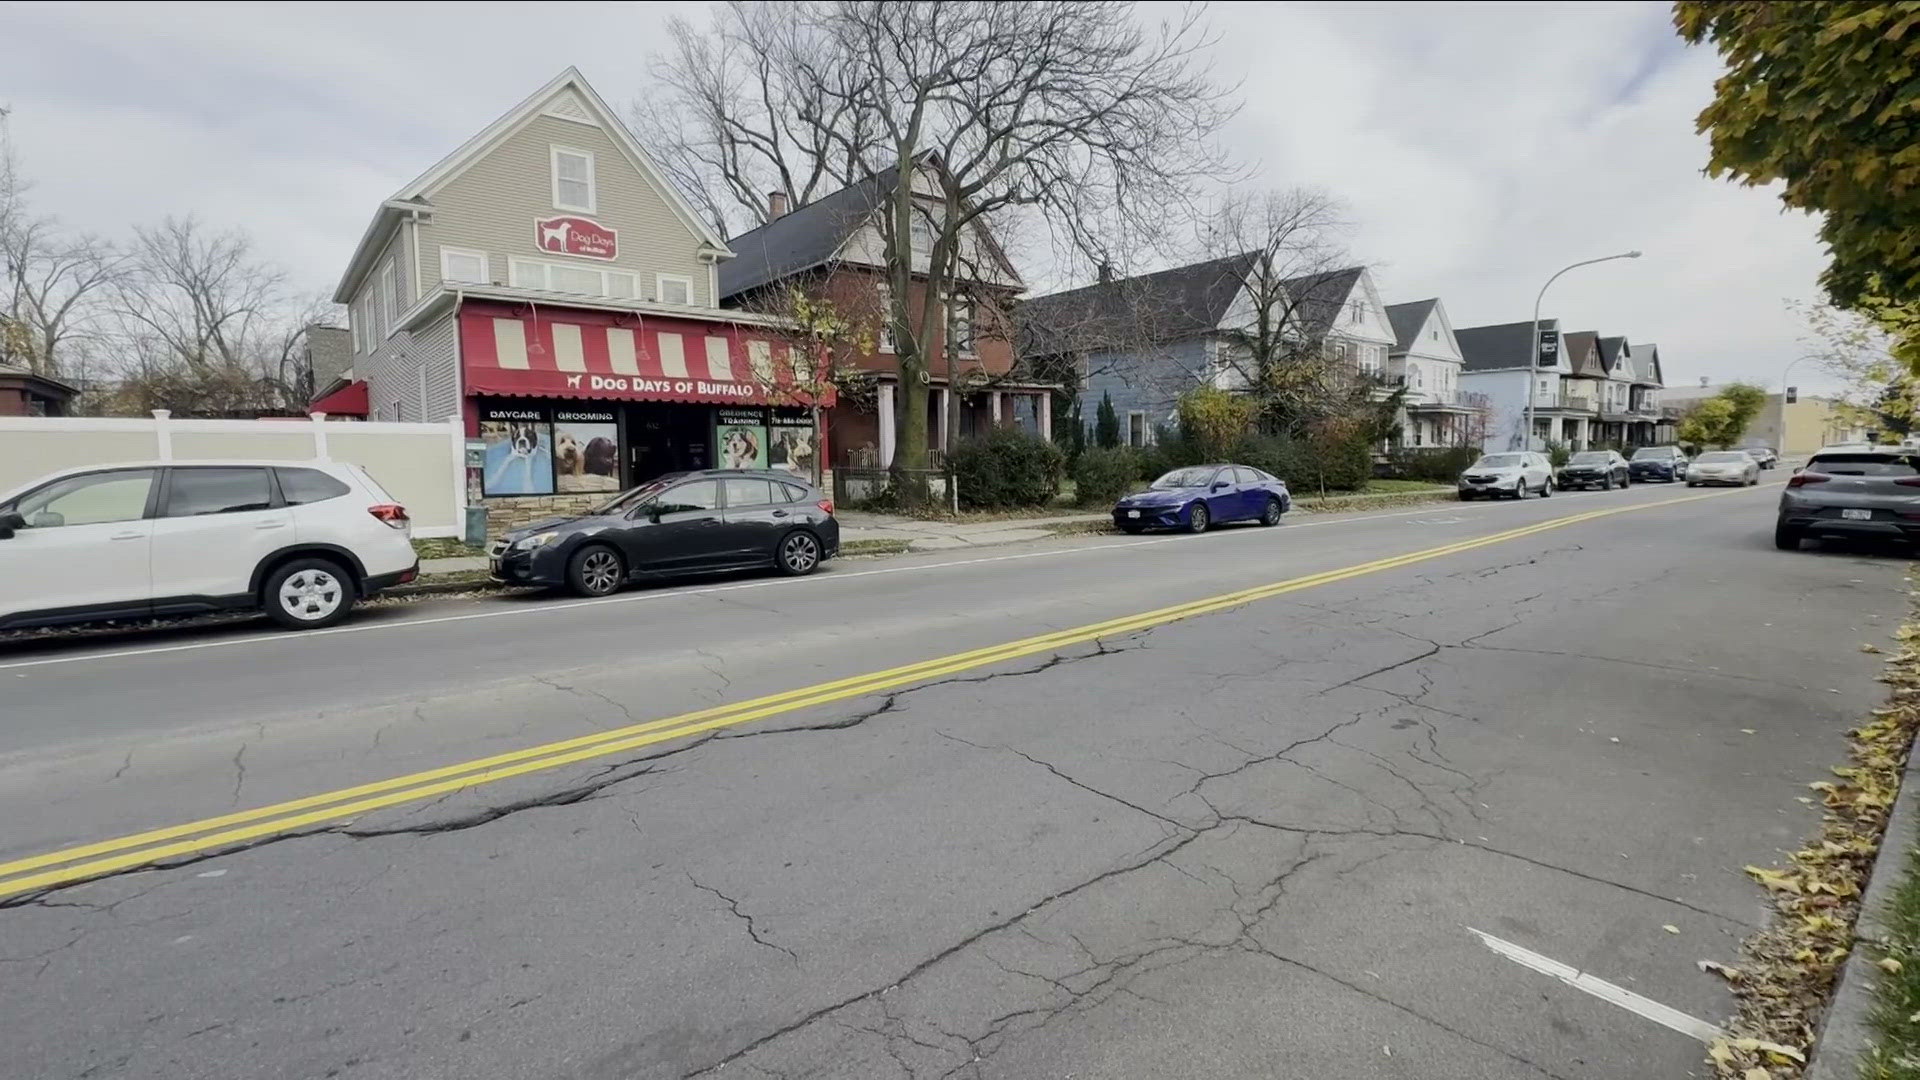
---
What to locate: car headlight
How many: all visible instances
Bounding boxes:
[513,530,560,551]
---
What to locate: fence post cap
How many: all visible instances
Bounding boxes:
[150,409,171,420]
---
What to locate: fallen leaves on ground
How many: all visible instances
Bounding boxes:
[1709,579,1920,1080]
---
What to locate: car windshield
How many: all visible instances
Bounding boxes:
[1151,467,1219,489]
[1631,448,1674,460]
[1697,452,1748,463]
[1809,453,1920,477]
[589,478,676,516]
[1568,452,1609,465]
[1472,455,1524,469]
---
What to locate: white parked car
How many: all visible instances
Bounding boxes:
[1458,451,1555,500]
[1686,450,1761,487]
[0,461,419,632]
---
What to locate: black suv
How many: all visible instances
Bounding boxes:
[1628,446,1690,483]
[490,470,840,597]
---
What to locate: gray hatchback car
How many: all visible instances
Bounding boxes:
[1776,449,1920,550]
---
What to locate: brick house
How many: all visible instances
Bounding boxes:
[0,363,77,416]
[718,162,1051,473]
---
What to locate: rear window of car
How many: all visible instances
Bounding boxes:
[1568,453,1609,464]
[1631,448,1674,460]
[277,467,351,505]
[1697,452,1748,463]
[1809,453,1920,476]
[164,467,273,517]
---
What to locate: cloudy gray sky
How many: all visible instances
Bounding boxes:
[4,0,1834,391]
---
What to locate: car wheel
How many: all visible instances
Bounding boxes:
[1512,481,1528,500]
[1774,522,1803,551]
[1458,491,1475,501]
[1541,478,1552,498]
[777,530,822,576]
[567,544,626,597]
[1601,475,1613,491]
[1185,502,1210,533]
[264,557,357,630]
[1260,497,1284,527]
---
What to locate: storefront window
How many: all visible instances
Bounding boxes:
[479,404,555,496]
[552,408,620,494]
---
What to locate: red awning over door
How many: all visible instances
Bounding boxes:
[310,379,369,417]
[459,301,831,406]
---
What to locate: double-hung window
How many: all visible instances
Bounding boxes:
[509,258,637,299]
[551,146,596,213]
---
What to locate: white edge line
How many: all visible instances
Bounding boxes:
[1466,927,1725,1044]
[0,486,1776,674]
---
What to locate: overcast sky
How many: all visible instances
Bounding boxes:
[4,0,1835,391]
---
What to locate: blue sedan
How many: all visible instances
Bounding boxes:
[1112,464,1291,534]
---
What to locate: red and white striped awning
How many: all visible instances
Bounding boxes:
[459,301,830,406]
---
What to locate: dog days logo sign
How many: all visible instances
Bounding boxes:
[534,216,617,260]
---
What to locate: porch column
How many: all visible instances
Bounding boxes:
[1039,392,1052,442]
[990,391,1002,426]
[878,382,896,466]
[937,387,951,452]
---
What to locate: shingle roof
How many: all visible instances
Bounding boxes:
[1385,298,1438,353]
[1562,331,1605,378]
[1281,267,1366,341]
[1456,319,1559,372]
[1598,335,1628,376]
[1630,343,1662,386]
[718,171,895,301]
[1019,252,1258,354]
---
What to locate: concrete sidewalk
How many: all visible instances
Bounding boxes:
[837,509,1106,550]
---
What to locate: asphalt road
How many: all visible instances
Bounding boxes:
[1,479,1908,1080]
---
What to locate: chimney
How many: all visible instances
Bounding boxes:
[1098,262,1114,284]
[767,191,790,218]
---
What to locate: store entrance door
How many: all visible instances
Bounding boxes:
[624,403,712,485]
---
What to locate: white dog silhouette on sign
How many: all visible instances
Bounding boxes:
[540,220,572,252]
[566,374,583,389]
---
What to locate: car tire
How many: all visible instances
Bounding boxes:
[1774,523,1803,551]
[1185,502,1210,533]
[777,530,822,576]
[567,544,626,597]
[1541,478,1552,498]
[1260,497,1284,527]
[263,557,357,630]
[1458,491,1475,501]
[1601,475,1613,491]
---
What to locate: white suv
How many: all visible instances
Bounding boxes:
[0,461,419,632]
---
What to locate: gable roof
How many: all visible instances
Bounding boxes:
[1598,335,1630,377]
[1281,267,1367,341]
[1385,298,1438,353]
[719,172,895,300]
[1019,252,1258,354]
[1562,331,1605,377]
[1630,343,1663,386]
[1456,318,1559,372]
[717,160,1023,301]
[334,68,731,302]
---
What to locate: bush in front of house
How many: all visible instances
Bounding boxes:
[1385,445,1479,483]
[949,430,1066,508]
[1072,446,1141,506]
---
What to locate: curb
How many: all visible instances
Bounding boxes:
[1804,753,1920,1079]
[383,577,507,599]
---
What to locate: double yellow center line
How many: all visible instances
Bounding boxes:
[0,489,1734,900]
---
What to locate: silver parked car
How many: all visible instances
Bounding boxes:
[1458,451,1554,500]
[1686,450,1760,487]
[1776,449,1920,550]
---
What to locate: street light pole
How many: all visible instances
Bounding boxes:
[1522,251,1643,451]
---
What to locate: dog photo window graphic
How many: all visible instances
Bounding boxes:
[714,408,769,471]
[479,405,555,496]
[769,410,815,477]
[553,408,620,493]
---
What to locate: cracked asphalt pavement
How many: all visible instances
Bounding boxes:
[0,481,1908,1079]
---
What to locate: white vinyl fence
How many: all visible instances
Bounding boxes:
[0,411,467,537]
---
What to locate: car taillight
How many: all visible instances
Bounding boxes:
[368,503,410,528]
[1787,473,1830,488]
[816,498,834,515]
[1896,477,1920,488]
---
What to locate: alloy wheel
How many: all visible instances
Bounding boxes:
[278,569,343,623]
[782,533,820,574]
[580,549,621,594]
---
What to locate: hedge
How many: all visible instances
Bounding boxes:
[948,430,1066,508]
[1072,446,1141,506]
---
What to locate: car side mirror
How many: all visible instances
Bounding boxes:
[1211,481,1229,491]
[0,510,22,540]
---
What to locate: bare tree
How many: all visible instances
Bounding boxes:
[1203,189,1356,402]
[2,219,122,378]
[641,0,1236,488]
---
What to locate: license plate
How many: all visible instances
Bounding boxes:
[1127,510,1141,519]
[1842,508,1873,520]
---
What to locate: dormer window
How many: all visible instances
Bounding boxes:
[551,146,596,213]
